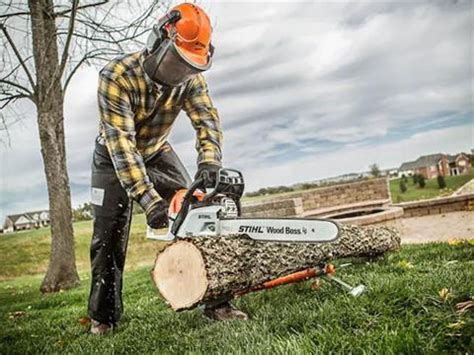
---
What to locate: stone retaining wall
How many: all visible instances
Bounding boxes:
[297,178,390,212]
[333,206,404,226]
[242,198,303,218]
[242,179,474,220]
[242,178,390,218]
[394,193,474,218]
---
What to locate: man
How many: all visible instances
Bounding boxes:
[88,3,248,335]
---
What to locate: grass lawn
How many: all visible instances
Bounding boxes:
[390,168,474,203]
[0,214,167,280]
[0,242,473,353]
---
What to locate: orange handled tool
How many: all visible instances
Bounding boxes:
[237,264,335,296]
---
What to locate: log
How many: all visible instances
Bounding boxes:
[151,224,400,311]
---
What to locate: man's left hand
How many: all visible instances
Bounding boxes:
[195,163,220,188]
[146,199,170,229]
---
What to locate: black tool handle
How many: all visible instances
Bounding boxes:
[170,177,204,236]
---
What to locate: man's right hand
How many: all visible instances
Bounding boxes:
[195,163,220,188]
[146,199,170,229]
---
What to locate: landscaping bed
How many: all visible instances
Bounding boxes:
[390,168,474,203]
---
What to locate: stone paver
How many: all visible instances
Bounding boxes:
[453,178,474,196]
[382,211,474,244]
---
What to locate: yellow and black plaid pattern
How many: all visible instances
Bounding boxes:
[97,51,222,212]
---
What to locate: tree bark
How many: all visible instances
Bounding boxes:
[152,224,401,311]
[28,0,80,292]
[37,110,80,292]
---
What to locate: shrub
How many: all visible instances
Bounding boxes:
[412,174,419,185]
[399,179,407,193]
[370,163,381,177]
[437,175,447,189]
[418,175,426,188]
[72,203,93,221]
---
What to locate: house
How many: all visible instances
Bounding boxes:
[447,153,471,176]
[398,161,418,178]
[382,168,399,178]
[27,210,50,227]
[3,210,50,233]
[398,153,472,179]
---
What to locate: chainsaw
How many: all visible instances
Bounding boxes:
[146,168,340,243]
[147,168,365,297]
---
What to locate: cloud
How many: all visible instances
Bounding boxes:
[1,0,472,221]
[240,123,474,190]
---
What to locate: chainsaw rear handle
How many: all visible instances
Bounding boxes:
[198,169,213,188]
[202,168,244,202]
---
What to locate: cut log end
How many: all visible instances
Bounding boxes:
[151,241,208,310]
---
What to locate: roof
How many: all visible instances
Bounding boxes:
[415,154,446,167]
[25,210,49,219]
[448,152,469,163]
[399,152,470,170]
[25,210,49,215]
[447,154,457,163]
[5,214,28,224]
[400,153,445,170]
[5,210,49,225]
[399,161,417,171]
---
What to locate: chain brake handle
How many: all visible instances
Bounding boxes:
[170,177,203,236]
[170,168,245,236]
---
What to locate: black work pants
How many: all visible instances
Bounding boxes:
[87,140,191,324]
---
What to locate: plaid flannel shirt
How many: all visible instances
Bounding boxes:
[97,51,223,212]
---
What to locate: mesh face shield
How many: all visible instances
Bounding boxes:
[143,25,213,87]
[144,39,212,87]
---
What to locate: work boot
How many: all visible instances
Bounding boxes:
[90,319,114,335]
[203,302,249,321]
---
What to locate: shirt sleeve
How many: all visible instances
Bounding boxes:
[97,70,161,212]
[183,74,223,167]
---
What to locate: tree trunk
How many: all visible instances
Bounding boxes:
[38,110,80,292]
[152,224,400,311]
[28,0,80,292]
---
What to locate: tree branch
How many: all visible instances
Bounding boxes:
[56,0,79,82]
[0,93,29,110]
[58,28,149,45]
[0,78,34,97]
[0,10,31,19]
[63,47,121,92]
[54,0,109,17]
[0,24,36,92]
[0,111,13,146]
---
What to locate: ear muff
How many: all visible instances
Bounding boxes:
[146,26,162,53]
[146,10,181,54]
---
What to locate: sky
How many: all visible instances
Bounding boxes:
[0,0,473,222]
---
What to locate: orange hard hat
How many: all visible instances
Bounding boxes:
[144,3,213,86]
[169,3,212,66]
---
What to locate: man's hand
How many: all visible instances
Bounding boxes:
[146,199,170,229]
[195,163,220,188]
